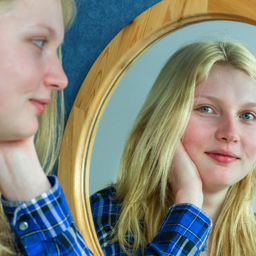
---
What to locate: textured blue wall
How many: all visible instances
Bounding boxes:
[62,0,161,121]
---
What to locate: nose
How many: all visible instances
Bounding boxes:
[43,53,68,90]
[215,116,239,143]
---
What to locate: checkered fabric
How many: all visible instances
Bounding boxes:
[2,176,93,256]
[90,187,212,256]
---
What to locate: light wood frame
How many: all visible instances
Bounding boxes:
[58,0,256,254]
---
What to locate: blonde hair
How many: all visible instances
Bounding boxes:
[113,41,256,255]
[0,0,77,255]
[36,0,77,175]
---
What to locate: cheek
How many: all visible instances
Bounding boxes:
[0,77,14,108]
[0,69,23,108]
[182,117,205,150]
[181,117,212,163]
[243,131,256,164]
[3,43,42,88]
[182,121,202,160]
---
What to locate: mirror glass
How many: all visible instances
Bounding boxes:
[89,20,256,209]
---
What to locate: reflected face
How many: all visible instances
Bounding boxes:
[182,65,256,193]
[0,0,67,141]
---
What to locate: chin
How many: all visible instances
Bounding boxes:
[0,124,39,142]
[200,174,231,193]
[202,177,236,193]
[0,133,35,142]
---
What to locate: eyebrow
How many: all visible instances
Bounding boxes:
[194,95,222,104]
[34,24,57,36]
[194,95,256,108]
[33,24,64,45]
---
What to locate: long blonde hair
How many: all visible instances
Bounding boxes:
[36,0,77,175]
[0,0,77,255]
[114,41,256,255]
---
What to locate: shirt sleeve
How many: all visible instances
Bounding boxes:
[146,204,212,255]
[90,188,212,256]
[2,176,93,256]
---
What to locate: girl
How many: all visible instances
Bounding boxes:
[0,0,92,255]
[91,41,256,255]
[0,1,198,255]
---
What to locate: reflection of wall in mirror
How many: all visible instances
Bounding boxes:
[90,21,256,210]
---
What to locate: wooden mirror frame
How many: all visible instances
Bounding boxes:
[58,0,256,254]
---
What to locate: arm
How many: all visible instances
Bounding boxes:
[169,143,203,209]
[90,143,211,256]
[0,137,51,202]
[146,142,211,255]
[2,176,94,256]
[90,188,212,256]
[146,204,212,255]
[0,139,93,256]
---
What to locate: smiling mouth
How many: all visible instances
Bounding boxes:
[29,100,46,115]
[205,152,240,164]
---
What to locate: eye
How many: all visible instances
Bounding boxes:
[240,112,255,120]
[32,39,47,49]
[198,106,214,114]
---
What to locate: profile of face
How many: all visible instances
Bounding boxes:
[182,64,256,193]
[0,0,67,141]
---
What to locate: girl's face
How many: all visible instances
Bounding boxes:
[0,0,67,141]
[182,64,256,193]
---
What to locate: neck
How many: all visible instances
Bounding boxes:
[201,187,230,256]
[202,187,229,224]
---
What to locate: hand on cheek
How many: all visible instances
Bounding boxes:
[169,142,203,208]
[0,135,51,202]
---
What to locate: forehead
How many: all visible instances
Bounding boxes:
[195,65,256,103]
[0,0,64,38]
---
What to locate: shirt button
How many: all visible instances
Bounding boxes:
[19,222,29,231]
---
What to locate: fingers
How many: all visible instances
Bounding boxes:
[169,142,203,208]
[0,134,50,201]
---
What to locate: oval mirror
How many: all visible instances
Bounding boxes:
[90,20,256,197]
[58,0,256,254]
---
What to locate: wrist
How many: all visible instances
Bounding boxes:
[174,187,203,208]
[0,141,51,201]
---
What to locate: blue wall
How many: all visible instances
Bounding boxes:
[62,0,161,121]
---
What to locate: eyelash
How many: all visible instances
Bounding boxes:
[240,112,256,121]
[32,39,47,49]
[196,106,256,121]
[197,106,215,114]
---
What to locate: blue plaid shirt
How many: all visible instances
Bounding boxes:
[90,187,212,256]
[2,176,93,256]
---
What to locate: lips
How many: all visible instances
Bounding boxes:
[29,98,51,114]
[205,149,240,164]
[30,98,51,105]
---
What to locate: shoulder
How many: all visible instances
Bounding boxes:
[90,186,116,204]
[90,186,120,213]
[90,187,121,241]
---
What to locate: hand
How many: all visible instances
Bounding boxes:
[0,136,51,202]
[169,142,203,208]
